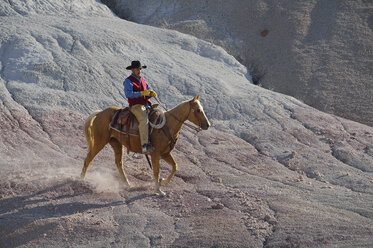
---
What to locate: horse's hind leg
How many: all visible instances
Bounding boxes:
[109,138,130,186]
[81,143,106,179]
[160,152,178,186]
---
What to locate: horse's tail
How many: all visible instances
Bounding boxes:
[84,111,100,151]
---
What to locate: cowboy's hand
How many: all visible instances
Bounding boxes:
[140,90,152,96]
[149,90,157,97]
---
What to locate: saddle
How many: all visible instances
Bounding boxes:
[110,105,177,154]
[109,104,163,136]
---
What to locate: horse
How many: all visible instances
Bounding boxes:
[81,95,210,195]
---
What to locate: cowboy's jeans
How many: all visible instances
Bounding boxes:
[130,104,148,146]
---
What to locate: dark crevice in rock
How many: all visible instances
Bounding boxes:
[5,0,27,16]
[100,0,131,20]
[246,61,266,86]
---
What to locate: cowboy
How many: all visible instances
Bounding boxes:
[124,60,157,154]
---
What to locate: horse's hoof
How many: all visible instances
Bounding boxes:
[158,178,165,185]
[80,173,85,179]
[157,190,166,197]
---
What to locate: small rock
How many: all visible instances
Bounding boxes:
[211,177,222,183]
[261,30,269,37]
[211,203,224,209]
[364,146,370,153]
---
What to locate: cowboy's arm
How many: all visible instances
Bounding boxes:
[141,80,157,97]
[144,80,157,97]
[123,78,142,98]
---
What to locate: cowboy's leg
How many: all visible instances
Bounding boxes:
[130,104,149,146]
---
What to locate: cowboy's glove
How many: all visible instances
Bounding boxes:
[140,90,152,96]
[149,90,157,97]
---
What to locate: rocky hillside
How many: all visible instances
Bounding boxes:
[0,1,373,247]
[106,0,373,126]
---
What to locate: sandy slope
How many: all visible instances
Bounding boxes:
[0,1,373,247]
[108,0,373,126]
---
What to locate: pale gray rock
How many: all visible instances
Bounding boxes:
[0,1,372,247]
[107,0,373,126]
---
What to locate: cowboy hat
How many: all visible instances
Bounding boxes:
[126,60,147,70]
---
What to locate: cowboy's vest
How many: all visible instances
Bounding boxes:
[127,75,151,106]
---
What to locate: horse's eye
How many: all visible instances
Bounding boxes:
[196,109,201,113]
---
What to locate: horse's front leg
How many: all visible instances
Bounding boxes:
[160,152,178,186]
[151,153,165,196]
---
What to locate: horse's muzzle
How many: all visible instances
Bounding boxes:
[201,121,210,130]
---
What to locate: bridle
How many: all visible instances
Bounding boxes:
[154,97,202,132]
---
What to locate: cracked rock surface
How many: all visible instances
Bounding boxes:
[0,1,373,247]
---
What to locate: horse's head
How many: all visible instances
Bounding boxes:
[188,95,210,130]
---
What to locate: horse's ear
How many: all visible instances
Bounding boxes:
[197,95,200,100]
[193,95,197,102]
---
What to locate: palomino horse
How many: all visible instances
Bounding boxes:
[81,95,210,195]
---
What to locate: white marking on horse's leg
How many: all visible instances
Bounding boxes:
[155,179,166,196]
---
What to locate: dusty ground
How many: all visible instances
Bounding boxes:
[1,108,373,247]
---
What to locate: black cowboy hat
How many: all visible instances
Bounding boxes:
[126,60,147,70]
